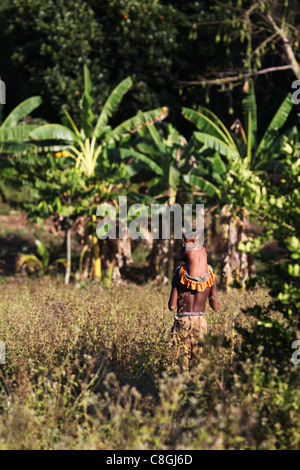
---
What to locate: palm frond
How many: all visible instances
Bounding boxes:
[182,106,236,148]
[102,107,168,145]
[1,96,42,128]
[193,132,239,159]
[256,92,294,157]
[242,79,257,153]
[17,254,43,270]
[30,124,78,142]
[183,174,221,198]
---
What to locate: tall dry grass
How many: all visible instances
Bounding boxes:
[0,278,299,450]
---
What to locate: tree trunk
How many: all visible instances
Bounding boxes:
[220,205,254,289]
[99,233,133,284]
[79,244,90,280]
[167,187,177,281]
[92,234,101,281]
[149,238,169,284]
[65,226,71,285]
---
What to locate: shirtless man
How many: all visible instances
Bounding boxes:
[168,241,220,370]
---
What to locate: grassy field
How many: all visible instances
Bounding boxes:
[0,277,299,450]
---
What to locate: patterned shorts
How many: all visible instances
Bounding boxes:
[172,313,208,370]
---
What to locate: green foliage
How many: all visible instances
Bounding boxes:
[3,0,103,121]
[2,150,113,279]
[182,83,296,210]
[1,0,297,132]
[182,106,240,159]
[239,138,300,360]
[1,0,215,124]
[121,122,192,204]
[6,154,87,222]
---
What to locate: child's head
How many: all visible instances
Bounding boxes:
[183,228,204,250]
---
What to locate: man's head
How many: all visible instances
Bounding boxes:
[183,228,204,250]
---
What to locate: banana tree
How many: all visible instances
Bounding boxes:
[29,65,168,177]
[0,96,42,155]
[117,122,193,281]
[182,80,296,288]
[29,65,168,282]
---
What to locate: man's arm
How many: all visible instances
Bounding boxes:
[209,279,220,311]
[168,274,178,311]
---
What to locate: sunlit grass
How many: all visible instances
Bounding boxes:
[0,278,299,450]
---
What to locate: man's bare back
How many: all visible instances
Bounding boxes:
[184,246,207,278]
[179,229,208,278]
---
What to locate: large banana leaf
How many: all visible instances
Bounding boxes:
[168,165,181,189]
[182,106,236,148]
[84,63,92,95]
[35,240,50,269]
[17,254,43,270]
[0,124,39,142]
[242,79,257,153]
[30,124,78,142]
[0,124,41,154]
[256,92,294,157]
[135,141,160,158]
[164,124,182,146]
[246,112,252,161]
[208,153,227,175]
[102,107,169,145]
[117,147,164,175]
[255,159,285,173]
[183,173,221,198]
[93,76,133,137]
[146,123,166,154]
[1,96,42,128]
[81,64,95,138]
[0,141,37,154]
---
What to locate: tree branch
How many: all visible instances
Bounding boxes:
[267,13,300,80]
[177,65,294,88]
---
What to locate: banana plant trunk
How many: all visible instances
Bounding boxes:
[65,226,71,285]
[149,238,169,283]
[167,187,177,280]
[100,231,133,284]
[92,234,101,281]
[149,187,177,283]
[220,205,255,289]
